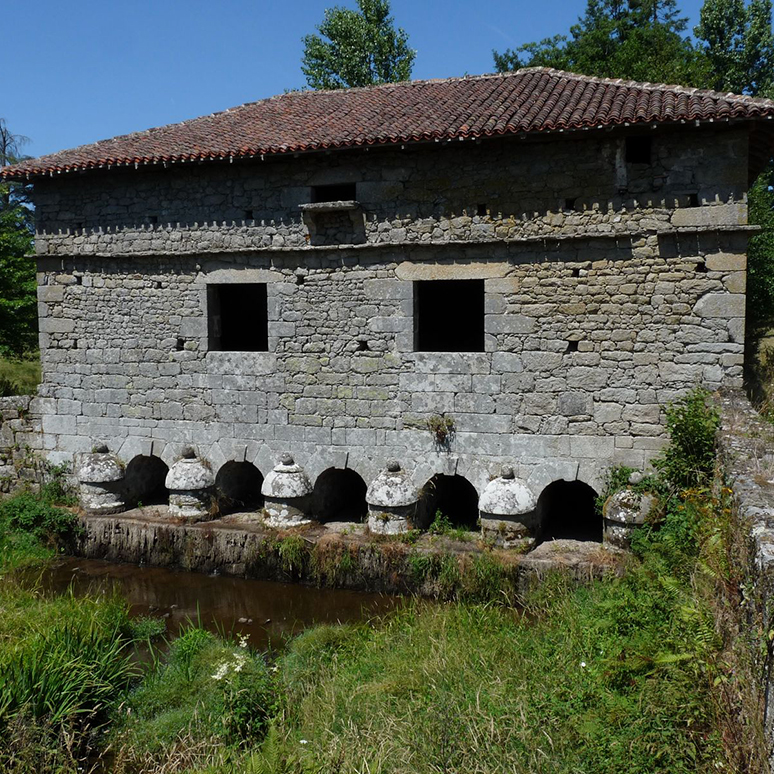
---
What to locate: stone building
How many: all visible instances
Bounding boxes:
[4,67,773,538]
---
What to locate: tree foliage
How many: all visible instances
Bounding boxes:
[301,0,415,90]
[695,0,774,94]
[493,0,774,96]
[493,0,703,85]
[0,119,36,358]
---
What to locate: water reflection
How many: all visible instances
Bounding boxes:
[26,558,403,651]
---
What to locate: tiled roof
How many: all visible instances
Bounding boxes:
[5,67,774,180]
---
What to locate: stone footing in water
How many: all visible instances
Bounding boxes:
[74,507,623,598]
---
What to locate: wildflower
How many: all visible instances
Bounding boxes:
[212,663,229,681]
[300,739,309,745]
[239,634,250,649]
[580,661,587,668]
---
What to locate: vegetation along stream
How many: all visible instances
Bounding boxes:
[0,389,770,772]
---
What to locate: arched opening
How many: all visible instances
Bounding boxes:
[419,474,479,531]
[123,455,169,507]
[215,461,264,514]
[312,468,367,523]
[537,479,601,543]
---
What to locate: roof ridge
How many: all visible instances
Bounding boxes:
[519,66,774,106]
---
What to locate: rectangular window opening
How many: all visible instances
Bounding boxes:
[208,284,268,352]
[414,279,485,352]
[625,136,652,165]
[312,182,357,203]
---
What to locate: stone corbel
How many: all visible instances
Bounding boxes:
[298,200,363,240]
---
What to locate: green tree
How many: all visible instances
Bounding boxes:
[493,0,702,85]
[0,119,36,358]
[301,0,415,90]
[695,0,774,94]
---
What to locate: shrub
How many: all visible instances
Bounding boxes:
[0,492,78,545]
[654,387,719,490]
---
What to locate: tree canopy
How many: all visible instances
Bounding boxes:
[301,0,415,90]
[0,119,36,359]
[493,0,774,95]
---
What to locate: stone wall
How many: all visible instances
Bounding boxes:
[0,396,43,494]
[717,391,774,767]
[30,126,751,502]
[33,126,748,257]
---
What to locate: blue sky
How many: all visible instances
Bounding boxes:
[3,0,707,159]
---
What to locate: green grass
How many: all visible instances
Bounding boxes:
[110,626,275,773]
[192,484,757,774]
[0,354,41,396]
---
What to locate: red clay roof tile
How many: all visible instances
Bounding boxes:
[5,67,774,179]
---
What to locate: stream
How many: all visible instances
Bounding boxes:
[23,557,404,651]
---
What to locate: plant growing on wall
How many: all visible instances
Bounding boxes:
[427,414,455,450]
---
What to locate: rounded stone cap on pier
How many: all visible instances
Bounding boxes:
[78,450,124,484]
[165,456,215,491]
[261,455,313,499]
[479,470,536,516]
[366,462,419,509]
[603,489,654,525]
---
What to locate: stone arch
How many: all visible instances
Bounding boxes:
[536,479,601,544]
[123,455,169,507]
[312,467,368,523]
[419,473,479,531]
[215,461,264,514]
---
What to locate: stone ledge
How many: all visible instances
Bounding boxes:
[73,508,624,598]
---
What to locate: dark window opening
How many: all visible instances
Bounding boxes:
[124,455,169,508]
[571,267,581,278]
[312,468,367,523]
[566,340,579,353]
[476,203,487,217]
[415,279,485,352]
[216,461,264,514]
[176,338,185,351]
[295,274,305,285]
[688,193,699,207]
[75,275,83,285]
[419,474,479,531]
[537,480,600,543]
[357,339,370,351]
[72,340,78,349]
[625,136,652,165]
[564,197,577,211]
[312,183,357,203]
[695,262,708,273]
[208,284,268,352]
[155,281,162,290]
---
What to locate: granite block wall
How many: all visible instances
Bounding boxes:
[29,126,752,500]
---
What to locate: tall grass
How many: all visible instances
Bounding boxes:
[0,582,136,773]
[0,354,40,396]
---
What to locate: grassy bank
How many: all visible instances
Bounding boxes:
[0,354,40,396]
[0,388,768,772]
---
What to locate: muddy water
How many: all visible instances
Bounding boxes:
[27,558,404,651]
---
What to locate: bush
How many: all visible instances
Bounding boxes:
[654,387,719,489]
[0,492,78,544]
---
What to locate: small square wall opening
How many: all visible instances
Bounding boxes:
[208,284,268,352]
[414,279,485,352]
[312,183,357,203]
[625,136,652,164]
